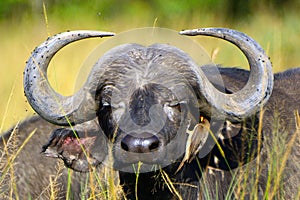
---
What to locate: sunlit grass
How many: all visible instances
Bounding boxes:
[0,5,299,199]
[1,9,299,131]
[0,80,299,199]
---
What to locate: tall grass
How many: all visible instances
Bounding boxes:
[0,124,124,199]
[1,8,299,131]
[0,2,299,199]
[195,111,300,200]
[1,63,299,199]
[1,113,298,199]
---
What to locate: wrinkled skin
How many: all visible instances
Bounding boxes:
[2,67,298,199]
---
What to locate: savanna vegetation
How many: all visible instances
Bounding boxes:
[0,0,299,199]
[0,0,299,130]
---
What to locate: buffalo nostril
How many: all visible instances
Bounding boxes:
[149,139,159,151]
[121,139,129,151]
[121,133,160,153]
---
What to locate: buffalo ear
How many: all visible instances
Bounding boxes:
[42,128,100,172]
[205,116,260,170]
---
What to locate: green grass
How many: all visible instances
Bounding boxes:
[0,2,299,199]
[1,7,299,131]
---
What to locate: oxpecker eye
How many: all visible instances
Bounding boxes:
[199,116,205,123]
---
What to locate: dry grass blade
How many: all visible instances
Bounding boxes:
[253,107,265,195]
[105,125,121,200]
[0,128,36,185]
[42,1,51,37]
[267,110,300,200]
[211,47,220,62]
[160,169,183,200]
[36,161,64,200]
[0,122,19,166]
[0,78,17,134]
[295,110,300,130]
[1,126,37,199]
[132,161,143,200]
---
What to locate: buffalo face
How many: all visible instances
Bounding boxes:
[97,83,196,171]
[24,28,273,173]
[93,48,204,172]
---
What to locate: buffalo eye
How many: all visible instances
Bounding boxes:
[168,101,181,112]
[98,84,115,109]
[163,101,183,122]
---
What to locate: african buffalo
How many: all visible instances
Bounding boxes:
[1,27,299,199]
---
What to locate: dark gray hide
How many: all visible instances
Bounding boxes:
[1,68,298,199]
[3,28,299,199]
[0,116,112,199]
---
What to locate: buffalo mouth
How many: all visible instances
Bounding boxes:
[111,115,210,173]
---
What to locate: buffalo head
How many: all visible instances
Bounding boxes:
[23,28,273,173]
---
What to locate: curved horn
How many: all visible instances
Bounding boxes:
[180,28,273,120]
[24,30,115,125]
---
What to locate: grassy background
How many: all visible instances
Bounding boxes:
[0,0,299,131]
